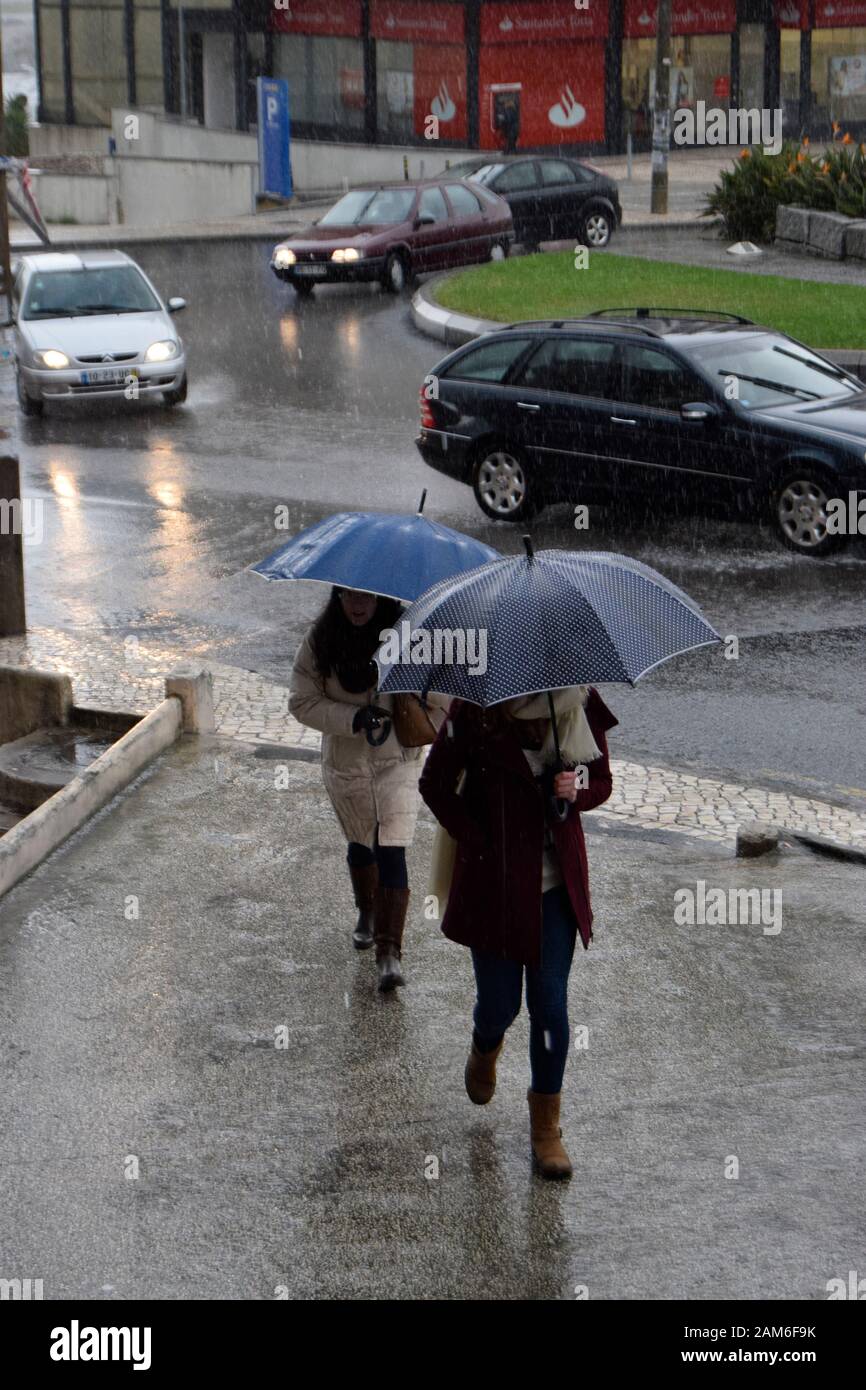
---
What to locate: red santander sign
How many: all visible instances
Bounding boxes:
[815,0,866,25]
[624,0,736,37]
[481,3,608,43]
[271,0,362,37]
[370,2,465,43]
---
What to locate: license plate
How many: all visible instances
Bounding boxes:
[294,265,327,277]
[80,367,138,385]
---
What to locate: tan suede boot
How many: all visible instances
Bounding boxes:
[349,862,378,950]
[527,1090,573,1180]
[374,886,410,992]
[464,1037,505,1105]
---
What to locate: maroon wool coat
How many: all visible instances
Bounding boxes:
[419,689,618,969]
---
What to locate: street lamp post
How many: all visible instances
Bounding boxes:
[0,18,14,324]
[650,0,672,215]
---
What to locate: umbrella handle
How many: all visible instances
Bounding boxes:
[548,756,570,823]
[367,718,392,747]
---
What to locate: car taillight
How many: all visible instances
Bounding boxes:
[419,384,436,430]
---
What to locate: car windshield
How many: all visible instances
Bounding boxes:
[21,265,160,319]
[687,335,861,408]
[445,161,487,178]
[319,189,415,227]
[467,165,505,185]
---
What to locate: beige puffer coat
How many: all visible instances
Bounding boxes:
[289,631,447,849]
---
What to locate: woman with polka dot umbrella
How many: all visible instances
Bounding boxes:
[377,538,720,1180]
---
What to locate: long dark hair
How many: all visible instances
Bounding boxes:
[310,587,401,692]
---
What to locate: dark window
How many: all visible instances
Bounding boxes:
[446,183,484,217]
[616,346,700,411]
[419,187,449,222]
[514,337,617,398]
[538,159,578,187]
[443,337,532,383]
[492,161,539,193]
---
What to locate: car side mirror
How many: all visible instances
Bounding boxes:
[415,213,436,227]
[681,401,720,422]
[167,297,187,313]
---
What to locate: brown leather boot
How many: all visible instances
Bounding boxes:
[464,1037,505,1104]
[527,1090,573,1180]
[374,886,409,992]
[349,862,378,950]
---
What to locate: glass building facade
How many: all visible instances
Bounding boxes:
[33,0,866,148]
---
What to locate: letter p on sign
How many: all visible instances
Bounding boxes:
[267,96,278,124]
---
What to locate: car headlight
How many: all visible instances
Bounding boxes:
[145,340,179,363]
[35,349,70,369]
[331,248,363,263]
[273,247,296,268]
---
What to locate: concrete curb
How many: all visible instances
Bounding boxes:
[0,696,182,900]
[411,277,864,375]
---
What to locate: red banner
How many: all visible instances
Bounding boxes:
[623,0,736,38]
[774,0,809,28]
[270,0,362,37]
[815,0,866,25]
[479,41,605,149]
[414,45,467,141]
[371,1,465,44]
[481,3,608,44]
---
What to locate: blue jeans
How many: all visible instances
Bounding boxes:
[470,885,578,1095]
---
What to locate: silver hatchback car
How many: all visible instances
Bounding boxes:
[12,249,188,414]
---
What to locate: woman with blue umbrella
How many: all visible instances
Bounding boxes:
[261,494,498,993]
[381,542,720,1177]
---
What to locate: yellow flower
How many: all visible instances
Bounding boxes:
[843,132,853,145]
[739,148,751,159]
[796,152,806,164]
[820,161,830,173]
[802,136,810,147]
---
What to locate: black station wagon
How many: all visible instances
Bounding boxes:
[417,309,866,556]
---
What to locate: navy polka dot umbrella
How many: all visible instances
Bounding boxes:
[375,537,720,812]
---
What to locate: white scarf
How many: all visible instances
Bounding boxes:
[505,686,601,766]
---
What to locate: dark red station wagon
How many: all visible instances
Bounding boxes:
[270,179,514,297]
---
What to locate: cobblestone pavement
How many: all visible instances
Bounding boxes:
[2,625,865,854]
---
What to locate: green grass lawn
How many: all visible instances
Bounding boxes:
[432,251,866,349]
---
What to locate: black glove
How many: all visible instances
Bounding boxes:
[352,704,392,746]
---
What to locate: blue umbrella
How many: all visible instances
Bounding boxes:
[375,538,721,814]
[250,491,500,603]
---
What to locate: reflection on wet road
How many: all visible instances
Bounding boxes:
[3,239,865,792]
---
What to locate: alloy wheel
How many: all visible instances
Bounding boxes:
[477,450,527,516]
[584,213,610,247]
[777,478,831,551]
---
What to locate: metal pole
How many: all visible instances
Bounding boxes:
[626,130,633,182]
[0,456,28,637]
[650,0,672,215]
[0,21,14,327]
[178,6,187,119]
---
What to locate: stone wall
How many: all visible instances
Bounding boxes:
[775,205,866,261]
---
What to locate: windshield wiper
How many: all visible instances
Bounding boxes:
[716,370,821,400]
[72,304,148,315]
[772,345,856,386]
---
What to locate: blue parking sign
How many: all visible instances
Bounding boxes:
[257,78,292,199]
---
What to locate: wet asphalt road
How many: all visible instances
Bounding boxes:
[4,238,866,797]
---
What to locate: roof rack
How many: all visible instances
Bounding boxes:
[504,317,662,338]
[586,307,755,325]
